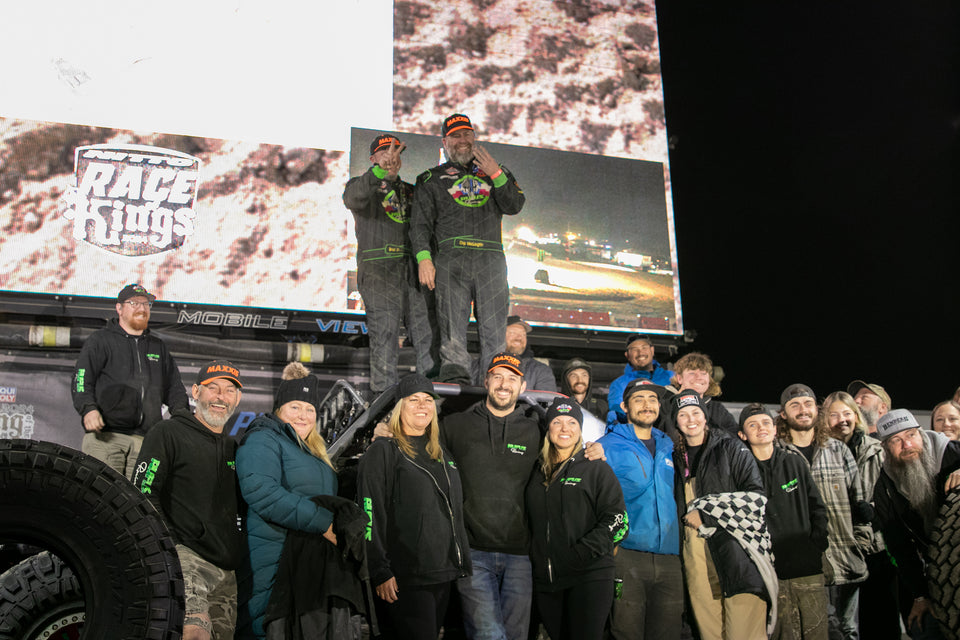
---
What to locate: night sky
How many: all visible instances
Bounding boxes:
[654,3,959,409]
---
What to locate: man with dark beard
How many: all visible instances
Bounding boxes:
[777,384,870,640]
[134,360,246,640]
[874,409,960,639]
[560,357,608,418]
[72,283,188,478]
[438,352,604,639]
[410,114,525,384]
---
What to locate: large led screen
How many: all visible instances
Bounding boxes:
[0,0,681,335]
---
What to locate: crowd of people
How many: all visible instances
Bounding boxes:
[71,284,960,639]
[66,112,960,639]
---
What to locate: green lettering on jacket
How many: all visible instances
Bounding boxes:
[364,497,373,542]
[139,458,161,495]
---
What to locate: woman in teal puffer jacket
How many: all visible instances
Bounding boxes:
[235,363,338,639]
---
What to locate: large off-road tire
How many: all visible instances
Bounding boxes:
[927,489,960,640]
[0,551,84,640]
[0,439,184,639]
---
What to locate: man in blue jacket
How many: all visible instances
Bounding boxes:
[599,379,682,640]
[606,333,673,427]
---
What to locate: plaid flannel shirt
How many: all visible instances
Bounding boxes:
[779,437,869,585]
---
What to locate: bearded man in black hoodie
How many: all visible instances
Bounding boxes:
[437,352,604,640]
[134,360,246,640]
[559,356,608,419]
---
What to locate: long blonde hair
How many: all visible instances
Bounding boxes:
[387,396,442,461]
[540,427,583,483]
[279,362,335,471]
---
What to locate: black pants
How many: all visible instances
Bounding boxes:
[374,581,452,640]
[536,579,613,640]
[859,550,900,640]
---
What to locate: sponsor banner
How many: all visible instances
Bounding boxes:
[61,145,200,256]
[0,372,79,448]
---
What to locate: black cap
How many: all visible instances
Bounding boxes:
[738,403,770,430]
[369,133,402,155]
[622,379,666,404]
[545,397,583,427]
[442,113,474,136]
[506,315,531,333]
[117,283,156,303]
[196,360,243,388]
[397,373,438,399]
[780,383,816,408]
[625,333,652,348]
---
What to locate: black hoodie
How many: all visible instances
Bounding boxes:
[559,359,608,419]
[133,409,244,569]
[72,318,188,434]
[441,401,543,554]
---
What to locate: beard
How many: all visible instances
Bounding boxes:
[787,415,816,432]
[884,445,939,532]
[196,397,235,430]
[860,405,879,428]
[128,313,149,332]
[487,386,518,413]
[447,146,474,166]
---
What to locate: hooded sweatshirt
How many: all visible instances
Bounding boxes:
[440,400,542,554]
[133,409,244,569]
[560,359,608,419]
[72,318,188,434]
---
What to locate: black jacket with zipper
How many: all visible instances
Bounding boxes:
[72,318,188,434]
[673,429,767,600]
[358,434,471,587]
[440,401,543,554]
[525,453,628,591]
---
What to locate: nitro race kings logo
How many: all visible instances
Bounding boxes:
[60,144,201,256]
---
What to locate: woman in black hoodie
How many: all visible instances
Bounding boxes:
[525,397,628,640]
[357,373,471,640]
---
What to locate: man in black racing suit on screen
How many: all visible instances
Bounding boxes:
[410,113,525,384]
[343,133,439,395]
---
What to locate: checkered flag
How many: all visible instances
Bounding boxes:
[690,491,778,635]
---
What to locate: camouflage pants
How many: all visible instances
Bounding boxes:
[773,574,828,640]
[177,544,237,639]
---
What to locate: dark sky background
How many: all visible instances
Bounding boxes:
[654,3,959,409]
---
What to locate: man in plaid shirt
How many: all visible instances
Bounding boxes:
[776,384,873,640]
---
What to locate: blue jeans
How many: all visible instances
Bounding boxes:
[457,549,532,640]
[827,583,860,640]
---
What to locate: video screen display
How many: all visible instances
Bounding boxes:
[0,0,681,335]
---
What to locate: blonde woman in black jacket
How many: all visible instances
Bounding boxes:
[358,374,471,640]
[525,397,628,640]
